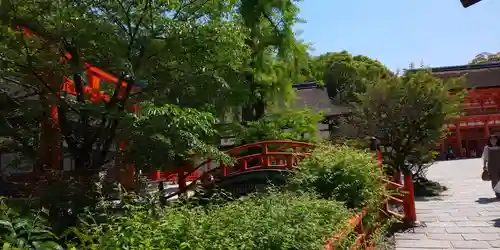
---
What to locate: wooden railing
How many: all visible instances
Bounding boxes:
[325,151,417,249]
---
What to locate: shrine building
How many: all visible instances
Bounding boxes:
[430,62,500,159]
[292,62,500,159]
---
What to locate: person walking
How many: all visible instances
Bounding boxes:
[482,135,500,198]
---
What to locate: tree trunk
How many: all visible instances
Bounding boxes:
[36,74,61,174]
[253,99,266,120]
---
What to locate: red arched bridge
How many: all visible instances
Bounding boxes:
[151,140,314,198]
[149,141,416,219]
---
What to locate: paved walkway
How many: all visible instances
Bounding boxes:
[396,159,500,249]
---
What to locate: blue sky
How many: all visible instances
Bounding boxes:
[296,0,500,71]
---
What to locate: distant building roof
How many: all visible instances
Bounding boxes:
[409,63,500,89]
[292,82,351,117]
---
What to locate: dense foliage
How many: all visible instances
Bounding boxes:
[290,145,387,209]
[310,51,391,103]
[1,192,356,250]
[0,0,312,174]
[235,108,324,144]
[74,192,352,250]
[0,199,61,249]
[471,52,500,64]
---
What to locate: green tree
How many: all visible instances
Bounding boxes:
[470,52,500,64]
[238,0,311,122]
[0,0,260,229]
[311,51,391,103]
[0,0,256,174]
[353,70,464,173]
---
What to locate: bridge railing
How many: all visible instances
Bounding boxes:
[326,150,417,249]
[156,140,314,199]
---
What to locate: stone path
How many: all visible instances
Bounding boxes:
[395,158,500,249]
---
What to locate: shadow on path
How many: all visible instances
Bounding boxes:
[414,196,445,202]
[491,218,500,228]
[475,197,499,204]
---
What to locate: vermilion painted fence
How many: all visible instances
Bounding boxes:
[325,150,417,249]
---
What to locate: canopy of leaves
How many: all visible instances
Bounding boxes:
[237,0,313,121]
[233,108,324,144]
[123,102,231,170]
[470,52,500,64]
[0,0,309,174]
[353,70,464,170]
[311,51,392,104]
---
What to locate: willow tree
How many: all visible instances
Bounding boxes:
[238,0,311,122]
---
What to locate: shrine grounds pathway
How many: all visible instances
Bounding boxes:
[395,158,500,249]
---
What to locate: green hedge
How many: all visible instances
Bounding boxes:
[75,191,352,250]
[289,144,387,209]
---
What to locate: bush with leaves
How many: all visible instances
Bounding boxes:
[73,191,352,250]
[289,145,387,209]
[0,198,64,250]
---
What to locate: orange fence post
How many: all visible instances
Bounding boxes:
[403,172,417,224]
[152,170,161,181]
[221,161,227,176]
[376,151,382,168]
[242,159,248,170]
[263,144,269,168]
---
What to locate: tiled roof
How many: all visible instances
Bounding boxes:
[408,63,500,89]
[292,83,351,116]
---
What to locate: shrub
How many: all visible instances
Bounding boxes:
[289,145,387,209]
[76,191,353,250]
[0,198,63,250]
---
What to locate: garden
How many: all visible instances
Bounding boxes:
[0,0,464,249]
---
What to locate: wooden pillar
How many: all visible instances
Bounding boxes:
[38,73,62,172]
[262,144,269,168]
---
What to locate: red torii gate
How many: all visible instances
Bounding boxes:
[18,25,138,173]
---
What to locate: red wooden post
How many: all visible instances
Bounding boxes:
[242,159,248,170]
[403,172,417,223]
[484,118,490,138]
[263,144,269,168]
[286,154,294,169]
[376,151,382,169]
[151,170,161,181]
[49,105,61,170]
[221,161,227,176]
